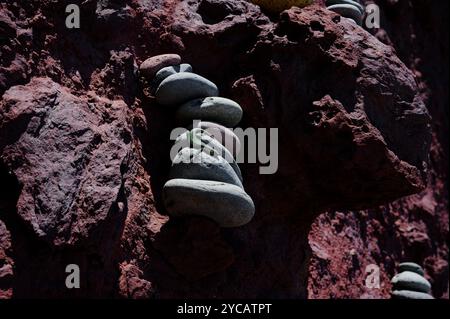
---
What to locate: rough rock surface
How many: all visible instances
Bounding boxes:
[307,0,448,299]
[0,221,13,299]
[0,0,447,299]
[1,77,134,246]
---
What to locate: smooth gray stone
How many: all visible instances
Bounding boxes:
[163,179,255,228]
[170,148,243,188]
[151,64,193,93]
[391,271,432,293]
[156,73,219,106]
[391,290,434,300]
[190,121,241,156]
[175,128,243,181]
[176,97,243,127]
[325,0,364,14]
[399,262,425,276]
[327,4,363,25]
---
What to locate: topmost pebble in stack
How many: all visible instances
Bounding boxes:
[325,0,365,25]
[391,262,434,299]
[140,54,255,228]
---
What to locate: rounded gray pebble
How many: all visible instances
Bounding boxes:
[139,54,181,78]
[176,97,243,127]
[163,179,255,228]
[191,121,241,156]
[170,148,243,189]
[399,262,425,276]
[151,64,193,92]
[325,0,364,14]
[175,128,243,181]
[156,73,219,106]
[391,271,432,293]
[328,4,363,25]
[391,290,434,300]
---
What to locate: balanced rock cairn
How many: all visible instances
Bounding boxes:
[140,54,255,228]
[326,0,365,25]
[391,262,434,299]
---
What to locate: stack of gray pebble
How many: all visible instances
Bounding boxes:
[391,262,434,299]
[326,0,365,25]
[140,54,255,228]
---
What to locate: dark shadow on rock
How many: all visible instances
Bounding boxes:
[151,217,235,282]
[135,86,176,215]
[141,216,235,298]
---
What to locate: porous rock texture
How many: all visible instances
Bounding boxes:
[0,0,447,299]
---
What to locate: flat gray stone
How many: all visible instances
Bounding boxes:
[140,54,181,78]
[156,73,219,106]
[325,0,364,13]
[391,290,434,300]
[163,179,255,228]
[328,4,363,25]
[399,262,425,276]
[175,128,243,181]
[176,97,243,127]
[391,271,432,293]
[170,148,243,188]
[191,121,241,157]
[151,64,193,93]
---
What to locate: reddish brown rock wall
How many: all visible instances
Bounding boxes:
[0,0,446,299]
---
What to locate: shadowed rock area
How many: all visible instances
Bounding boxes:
[0,0,447,299]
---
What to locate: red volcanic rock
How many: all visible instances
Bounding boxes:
[0,78,133,246]
[307,0,448,299]
[119,262,154,299]
[227,5,430,217]
[0,7,29,95]
[0,0,446,299]
[0,10,16,38]
[0,221,13,299]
